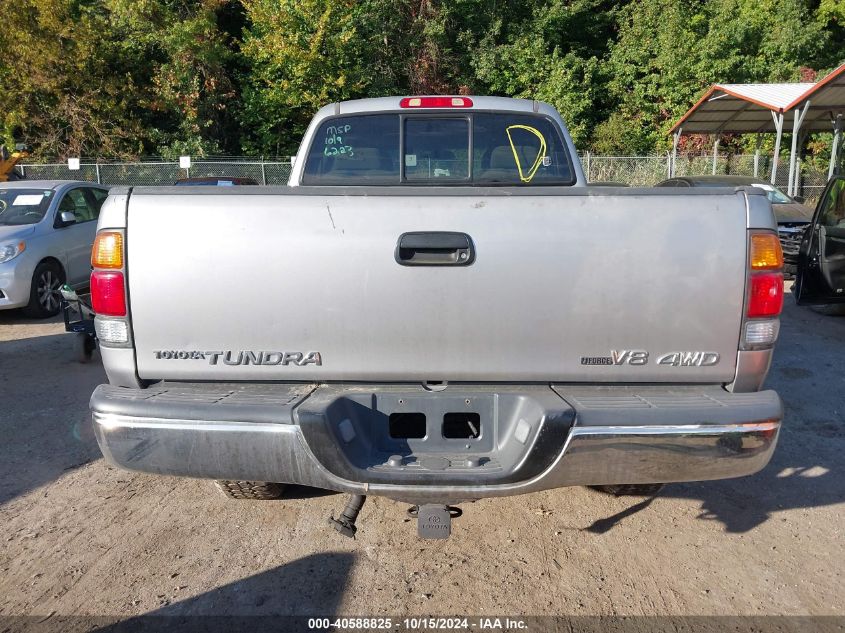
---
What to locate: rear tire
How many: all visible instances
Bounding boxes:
[214,480,286,500]
[22,261,64,318]
[591,483,665,496]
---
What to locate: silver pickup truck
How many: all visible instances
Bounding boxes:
[89,96,784,538]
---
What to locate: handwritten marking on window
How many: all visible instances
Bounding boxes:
[505,125,547,183]
[323,145,354,157]
[324,124,354,157]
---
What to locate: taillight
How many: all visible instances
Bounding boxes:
[741,230,783,350]
[747,272,784,318]
[91,228,130,345]
[749,233,783,270]
[400,96,473,108]
[92,232,124,268]
[91,271,127,317]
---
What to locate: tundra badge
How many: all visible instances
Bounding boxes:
[153,350,322,366]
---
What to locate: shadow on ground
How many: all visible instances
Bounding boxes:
[89,552,356,631]
[0,309,63,326]
[0,330,105,505]
[583,296,845,533]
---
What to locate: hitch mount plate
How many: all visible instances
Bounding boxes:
[417,505,452,539]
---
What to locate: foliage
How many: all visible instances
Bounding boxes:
[1,0,843,158]
[595,0,834,153]
[0,0,242,158]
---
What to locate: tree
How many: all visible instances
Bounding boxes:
[596,0,833,153]
[1,0,843,158]
[0,0,242,158]
[0,0,146,157]
[470,1,620,147]
[108,0,243,156]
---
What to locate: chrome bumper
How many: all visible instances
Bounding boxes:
[91,383,782,504]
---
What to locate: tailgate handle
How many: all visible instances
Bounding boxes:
[396,232,474,266]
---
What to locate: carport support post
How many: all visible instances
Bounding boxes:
[671,128,682,177]
[787,100,810,196]
[829,114,843,179]
[793,130,807,198]
[771,111,784,185]
[711,136,720,175]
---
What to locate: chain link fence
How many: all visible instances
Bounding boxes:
[581,152,831,204]
[16,159,293,186]
[14,153,832,203]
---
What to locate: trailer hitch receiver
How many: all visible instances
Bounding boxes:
[409,504,462,539]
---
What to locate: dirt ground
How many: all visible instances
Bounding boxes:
[0,294,843,624]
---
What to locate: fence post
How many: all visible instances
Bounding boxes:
[666,152,672,179]
[585,151,591,182]
[795,157,802,199]
[711,137,720,175]
[261,157,267,186]
[829,114,843,179]
[671,128,682,178]
[95,162,101,184]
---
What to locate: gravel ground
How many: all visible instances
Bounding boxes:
[0,294,842,624]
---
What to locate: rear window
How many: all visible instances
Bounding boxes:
[303,115,400,185]
[302,112,574,186]
[472,114,572,185]
[404,118,469,182]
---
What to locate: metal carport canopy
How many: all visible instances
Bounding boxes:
[668,63,845,191]
[669,83,813,134]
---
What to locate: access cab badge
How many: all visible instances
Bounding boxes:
[153,350,322,366]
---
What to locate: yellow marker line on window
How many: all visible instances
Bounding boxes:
[506,125,547,183]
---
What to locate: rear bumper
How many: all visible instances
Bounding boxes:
[90,383,782,504]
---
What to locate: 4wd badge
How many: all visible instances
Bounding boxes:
[656,352,720,367]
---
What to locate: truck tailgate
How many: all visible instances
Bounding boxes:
[126,187,747,383]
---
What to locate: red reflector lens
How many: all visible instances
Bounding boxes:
[400,96,473,108]
[747,273,783,318]
[91,271,126,317]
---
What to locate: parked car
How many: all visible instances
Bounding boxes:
[656,175,813,276]
[88,97,783,539]
[793,175,845,310]
[0,180,109,317]
[173,177,259,186]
